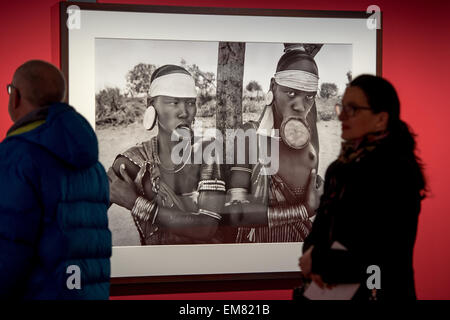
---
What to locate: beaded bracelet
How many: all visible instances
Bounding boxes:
[198,179,226,185]
[198,180,226,191]
[198,179,226,192]
[198,185,226,192]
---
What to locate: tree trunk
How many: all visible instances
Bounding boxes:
[216,42,245,134]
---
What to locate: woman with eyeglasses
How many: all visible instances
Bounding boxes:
[299,74,427,300]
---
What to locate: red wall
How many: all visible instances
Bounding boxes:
[1,0,449,300]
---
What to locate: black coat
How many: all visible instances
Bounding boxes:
[303,135,422,300]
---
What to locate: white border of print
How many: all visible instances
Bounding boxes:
[67,9,377,278]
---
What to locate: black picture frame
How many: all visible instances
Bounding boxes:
[59,1,381,296]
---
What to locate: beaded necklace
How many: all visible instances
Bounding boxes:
[151,136,192,174]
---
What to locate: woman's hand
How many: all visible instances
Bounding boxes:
[299,245,314,278]
[304,169,321,216]
[299,245,334,289]
[310,274,334,289]
[107,164,139,210]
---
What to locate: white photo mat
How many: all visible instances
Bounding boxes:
[66,8,378,278]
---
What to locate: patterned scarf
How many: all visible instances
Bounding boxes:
[338,130,389,164]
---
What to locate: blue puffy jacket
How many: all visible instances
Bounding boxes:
[0,103,111,299]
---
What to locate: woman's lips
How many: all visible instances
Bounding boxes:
[176,122,190,129]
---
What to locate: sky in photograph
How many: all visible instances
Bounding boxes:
[96,38,352,95]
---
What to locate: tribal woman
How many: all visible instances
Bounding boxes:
[107,65,225,245]
[225,45,322,243]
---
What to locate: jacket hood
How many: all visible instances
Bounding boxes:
[13,103,99,169]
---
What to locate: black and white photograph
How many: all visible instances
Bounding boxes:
[95,38,352,246]
[63,4,378,279]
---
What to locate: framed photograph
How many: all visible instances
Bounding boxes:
[60,1,381,294]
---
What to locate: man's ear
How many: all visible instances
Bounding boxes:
[8,89,22,122]
[13,88,21,109]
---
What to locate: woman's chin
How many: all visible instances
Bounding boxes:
[341,131,349,140]
[341,131,355,141]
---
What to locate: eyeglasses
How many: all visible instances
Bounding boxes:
[6,83,16,95]
[335,103,372,117]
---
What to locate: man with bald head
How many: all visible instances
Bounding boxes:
[0,60,111,299]
[8,60,66,122]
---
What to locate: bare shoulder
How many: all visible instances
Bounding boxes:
[111,155,140,180]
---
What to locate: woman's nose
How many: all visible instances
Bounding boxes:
[291,99,306,113]
[338,109,347,121]
[178,102,188,118]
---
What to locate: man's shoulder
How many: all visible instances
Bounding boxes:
[0,136,46,163]
[0,139,44,197]
[0,135,77,180]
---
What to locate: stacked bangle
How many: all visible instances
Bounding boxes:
[230,166,252,174]
[131,196,158,224]
[267,204,309,228]
[225,188,250,206]
[196,208,222,221]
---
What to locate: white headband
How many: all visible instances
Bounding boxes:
[149,73,197,98]
[274,70,319,92]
